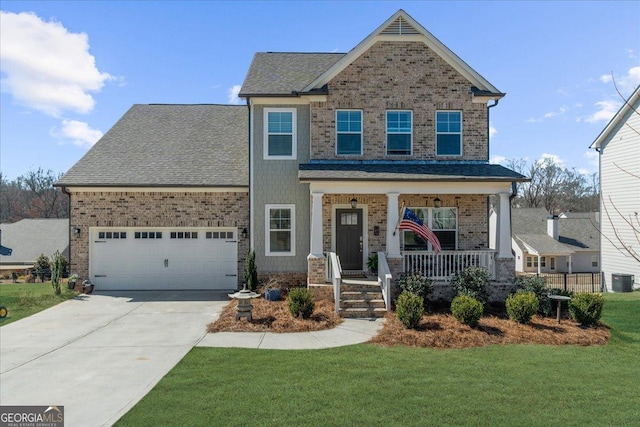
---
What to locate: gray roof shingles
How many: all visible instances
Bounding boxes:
[299,162,527,181]
[0,219,69,266]
[239,53,346,96]
[57,104,248,187]
[512,208,600,254]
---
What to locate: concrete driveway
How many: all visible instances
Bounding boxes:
[0,290,228,426]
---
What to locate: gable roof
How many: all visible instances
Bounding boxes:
[0,219,69,268]
[303,10,503,98]
[511,208,600,255]
[239,10,503,99]
[240,53,345,97]
[56,105,248,188]
[590,85,640,150]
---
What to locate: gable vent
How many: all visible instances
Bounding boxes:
[381,17,420,35]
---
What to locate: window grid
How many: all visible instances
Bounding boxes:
[386,111,412,155]
[264,109,296,159]
[98,231,127,239]
[266,205,295,256]
[402,207,457,251]
[336,110,362,155]
[436,111,462,156]
[134,231,162,239]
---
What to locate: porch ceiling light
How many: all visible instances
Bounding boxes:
[433,197,442,208]
[350,197,357,209]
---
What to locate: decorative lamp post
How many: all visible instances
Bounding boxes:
[228,284,260,321]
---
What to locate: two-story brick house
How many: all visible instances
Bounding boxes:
[57,10,524,304]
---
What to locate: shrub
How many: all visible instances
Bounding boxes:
[34,254,50,283]
[50,250,66,295]
[506,291,539,324]
[569,293,604,327]
[397,272,434,302]
[287,287,315,319]
[450,294,483,327]
[244,250,258,291]
[514,275,552,316]
[451,267,490,304]
[396,291,424,329]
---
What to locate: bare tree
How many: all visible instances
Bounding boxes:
[0,168,69,222]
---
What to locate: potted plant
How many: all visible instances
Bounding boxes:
[68,274,78,290]
[264,276,282,301]
[367,253,378,274]
[82,279,94,294]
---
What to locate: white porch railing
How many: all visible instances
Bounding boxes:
[377,252,392,311]
[327,252,342,313]
[402,250,496,281]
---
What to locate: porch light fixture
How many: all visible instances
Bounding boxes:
[241,228,248,239]
[350,197,358,209]
[433,197,442,208]
[74,227,81,236]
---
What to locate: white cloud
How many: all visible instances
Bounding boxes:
[51,120,103,148]
[543,106,569,119]
[585,100,621,123]
[227,85,242,105]
[599,66,640,95]
[584,149,599,170]
[489,122,497,138]
[577,168,590,175]
[490,155,506,165]
[538,153,564,167]
[0,11,112,117]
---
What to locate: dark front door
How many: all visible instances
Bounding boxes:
[336,209,363,270]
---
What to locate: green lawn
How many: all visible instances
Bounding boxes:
[116,292,640,427]
[0,282,78,326]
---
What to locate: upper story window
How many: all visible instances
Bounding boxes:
[336,110,362,155]
[387,111,412,155]
[264,108,296,159]
[436,111,462,156]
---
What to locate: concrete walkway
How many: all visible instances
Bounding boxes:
[199,318,384,349]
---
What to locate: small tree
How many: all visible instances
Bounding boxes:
[50,250,66,295]
[34,254,50,283]
[244,250,258,291]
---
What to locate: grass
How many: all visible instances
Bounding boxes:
[115,292,640,427]
[0,282,78,326]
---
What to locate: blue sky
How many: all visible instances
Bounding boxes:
[1,1,639,180]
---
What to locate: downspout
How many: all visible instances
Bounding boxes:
[61,186,72,274]
[486,99,499,161]
[486,98,501,249]
[247,97,253,252]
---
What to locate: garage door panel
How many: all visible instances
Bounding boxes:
[90,228,238,291]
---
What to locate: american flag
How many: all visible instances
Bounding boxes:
[399,207,442,253]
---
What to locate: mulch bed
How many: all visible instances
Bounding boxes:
[368,312,610,349]
[207,297,343,333]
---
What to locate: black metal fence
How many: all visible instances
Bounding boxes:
[518,272,603,293]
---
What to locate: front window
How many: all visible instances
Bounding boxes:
[526,256,539,268]
[591,256,598,267]
[336,110,362,155]
[436,111,462,156]
[402,207,457,251]
[264,109,296,159]
[387,111,412,155]
[266,205,295,256]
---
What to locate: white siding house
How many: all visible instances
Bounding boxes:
[590,86,640,291]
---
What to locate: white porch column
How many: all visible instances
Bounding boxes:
[537,254,541,274]
[568,255,573,274]
[497,191,514,258]
[310,192,324,257]
[386,192,401,258]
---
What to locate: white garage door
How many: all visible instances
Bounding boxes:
[90,227,238,290]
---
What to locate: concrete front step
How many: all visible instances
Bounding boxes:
[341,298,386,309]
[339,307,387,318]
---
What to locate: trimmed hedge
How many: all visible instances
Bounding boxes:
[396,291,424,329]
[569,293,604,327]
[451,294,483,327]
[506,291,539,324]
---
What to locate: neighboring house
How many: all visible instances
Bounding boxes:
[590,85,640,291]
[56,10,525,298]
[0,219,69,272]
[508,208,600,274]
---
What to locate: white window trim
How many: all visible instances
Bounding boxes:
[386,110,413,156]
[335,109,363,156]
[265,204,296,256]
[263,108,297,160]
[401,207,458,251]
[436,110,463,157]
